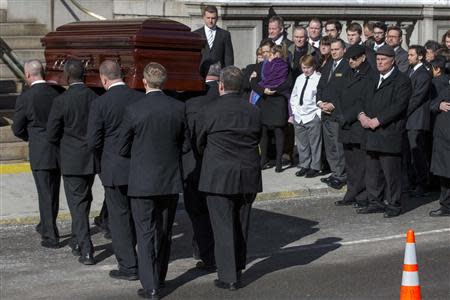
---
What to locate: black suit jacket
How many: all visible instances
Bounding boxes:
[194,26,234,77]
[337,61,378,145]
[183,81,219,185]
[406,65,432,130]
[363,67,412,154]
[12,82,61,170]
[87,84,144,187]
[47,84,99,175]
[316,58,351,120]
[430,86,450,178]
[196,93,262,194]
[118,91,185,197]
[431,74,449,100]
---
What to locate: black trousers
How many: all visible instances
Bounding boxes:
[439,177,450,211]
[260,126,284,169]
[97,199,109,228]
[131,195,178,290]
[104,185,138,274]
[406,130,429,188]
[184,181,215,265]
[63,174,95,255]
[32,169,61,242]
[343,144,367,204]
[365,152,402,213]
[206,193,255,283]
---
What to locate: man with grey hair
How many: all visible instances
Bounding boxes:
[196,66,262,290]
[87,60,143,280]
[288,25,320,79]
[183,62,221,272]
[47,59,99,264]
[118,62,185,300]
[12,59,62,249]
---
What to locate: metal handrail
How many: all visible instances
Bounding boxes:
[61,0,107,21]
[0,37,25,81]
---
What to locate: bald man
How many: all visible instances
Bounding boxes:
[12,60,62,249]
[87,60,143,280]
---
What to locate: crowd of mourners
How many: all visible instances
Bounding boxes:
[10,5,450,299]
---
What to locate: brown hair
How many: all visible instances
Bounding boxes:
[441,29,450,48]
[143,62,167,88]
[202,5,218,16]
[320,35,332,46]
[387,25,402,38]
[271,44,287,60]
[300,54,316,68]
[347,22,362,35]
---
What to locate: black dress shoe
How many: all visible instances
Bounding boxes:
[384,209,401,218]
[109,270,138,281]
[214,279,240,291]
[103,230,112,240]
[357,206,385,214]
[41,239,60,249]
[429,208,450,217]
[69,243,81,256]
[353,202,368,209]
[195,261,217,272]
[295,168,308,177]
[409,186,429,198]
[78,253,95,265]
[335,199,355,206]
[305,169,320,178]
[137,288,160,299]
[274,166,283,173]
[261,162,275,170]
[35,223,42,235]
[328,178,346,190]
[320,175,333,184]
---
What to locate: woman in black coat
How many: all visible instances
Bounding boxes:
[429,86,450,216]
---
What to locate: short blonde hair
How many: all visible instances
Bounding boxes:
[300,54,316,68]
[143,62,167,88]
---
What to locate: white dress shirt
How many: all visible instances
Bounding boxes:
[30,80,46,86]
[309,38,320,48]
[204,25,216,48]
[290,71,321,124]
[377,66,395,88]
[274,35,284,45]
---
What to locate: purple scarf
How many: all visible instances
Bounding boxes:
[259,57,289,89]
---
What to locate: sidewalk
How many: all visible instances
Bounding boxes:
[0,163,345,224]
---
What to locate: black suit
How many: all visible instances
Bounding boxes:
[338,62,378,204]
[430,87,450,210]
[118,90,185,291]
[405,65,432,190]
[47,83,98,255]
[363,67,412,213]
[194,26,234,77]
[12,82,61,243]
[87,84,143,275]
[183,81,219,266]
[196,92,262,284]
[317,58,351,181]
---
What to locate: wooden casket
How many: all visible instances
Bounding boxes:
[41,18,205,91]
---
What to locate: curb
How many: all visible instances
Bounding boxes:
[0,186,346,225]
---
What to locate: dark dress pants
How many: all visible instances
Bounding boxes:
[322,118,346,181]
[104,185,138,274]
[439,177,450,211]
[184,182,215,265]
[407,130,429,188]
[63,174,95,255]
[206,193,256,283]
[365,152,402,213]
[131,195,178,291]
[260,126,284,169]
[32,169,61,242]
[343,144,367,204]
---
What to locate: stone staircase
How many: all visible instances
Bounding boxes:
[1,9,48,162]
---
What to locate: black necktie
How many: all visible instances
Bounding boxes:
[299,76,310,106]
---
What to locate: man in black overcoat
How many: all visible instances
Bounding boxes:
[334,45,378,208]
[194,5,234,77]
[429,86,450,217]
[87,60,143,280]
[196,66,262,290]
[358,45,412,218]
[405,45,432,197]
[12,59,62,248]
[118,62,185,300]
[47,59,99,264]
[316,38,351,189]
[183,63,221,271]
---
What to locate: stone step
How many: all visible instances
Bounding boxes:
[0,141,29,161]
[12,49,46,64]
[0,125,22,143]
[2,36,44,49]
[0,23,48,36]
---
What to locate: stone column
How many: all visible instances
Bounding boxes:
[421,5,434,44]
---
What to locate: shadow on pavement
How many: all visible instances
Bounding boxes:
[401,192,439,215]
[166,207,333,296]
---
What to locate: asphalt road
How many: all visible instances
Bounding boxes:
[1,194,449,300]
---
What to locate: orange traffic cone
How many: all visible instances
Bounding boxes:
[400,229,421,300]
